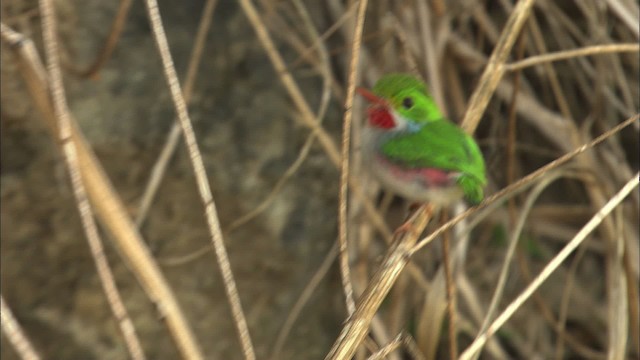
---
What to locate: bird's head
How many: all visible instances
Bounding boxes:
[357,73,444,132]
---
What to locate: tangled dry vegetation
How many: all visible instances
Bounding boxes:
[1,0,639,359]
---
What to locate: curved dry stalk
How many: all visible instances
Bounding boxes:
[135,0,219,228]
[66,0,133,78]
[1,295,41,360]
[410,115,638,255]
[459,173,639,360]
[553,220,592,360]
[2,22,205,360]
[506,43,640,72]
[337,0,369,316]
[141,1,254,359]
[36,3,146,358]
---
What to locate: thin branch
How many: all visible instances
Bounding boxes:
[135,0,219,228]
[141,1,254,359]
[338,0,368,316]
[506,43,640,72]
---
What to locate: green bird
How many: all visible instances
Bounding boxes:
[357,73,486,205]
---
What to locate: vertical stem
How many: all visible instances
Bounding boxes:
[441,210,458,360]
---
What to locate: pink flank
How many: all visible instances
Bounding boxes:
[378,155,456,187]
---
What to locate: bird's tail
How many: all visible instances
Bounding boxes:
[457,174,484,205]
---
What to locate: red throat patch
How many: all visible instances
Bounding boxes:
[368,107,395,129]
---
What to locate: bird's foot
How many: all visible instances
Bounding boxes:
[393,202,424,236]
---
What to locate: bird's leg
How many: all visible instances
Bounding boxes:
[393,202,425,236]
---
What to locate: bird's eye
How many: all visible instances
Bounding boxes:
[402,97,414,109]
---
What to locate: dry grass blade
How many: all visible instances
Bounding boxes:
[141,1,255,359]
[135,0,219,228]
[325,205,435,360]
[338,0,369,316]
[37,1,146,358]
[1,295,41,360]
[459,173,639,360]
[506,43,640,72]
[1,20,202,360]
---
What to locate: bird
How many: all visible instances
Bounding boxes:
[357,73,486,206]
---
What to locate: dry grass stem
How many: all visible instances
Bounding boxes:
[141,0,254,358]
[37,2,146,358]
[506,43,640,72]
[134,0,219,228]
[1,295,41,360]
[337,0,369,316]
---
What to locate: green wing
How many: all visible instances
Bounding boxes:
[381,120,486,184]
